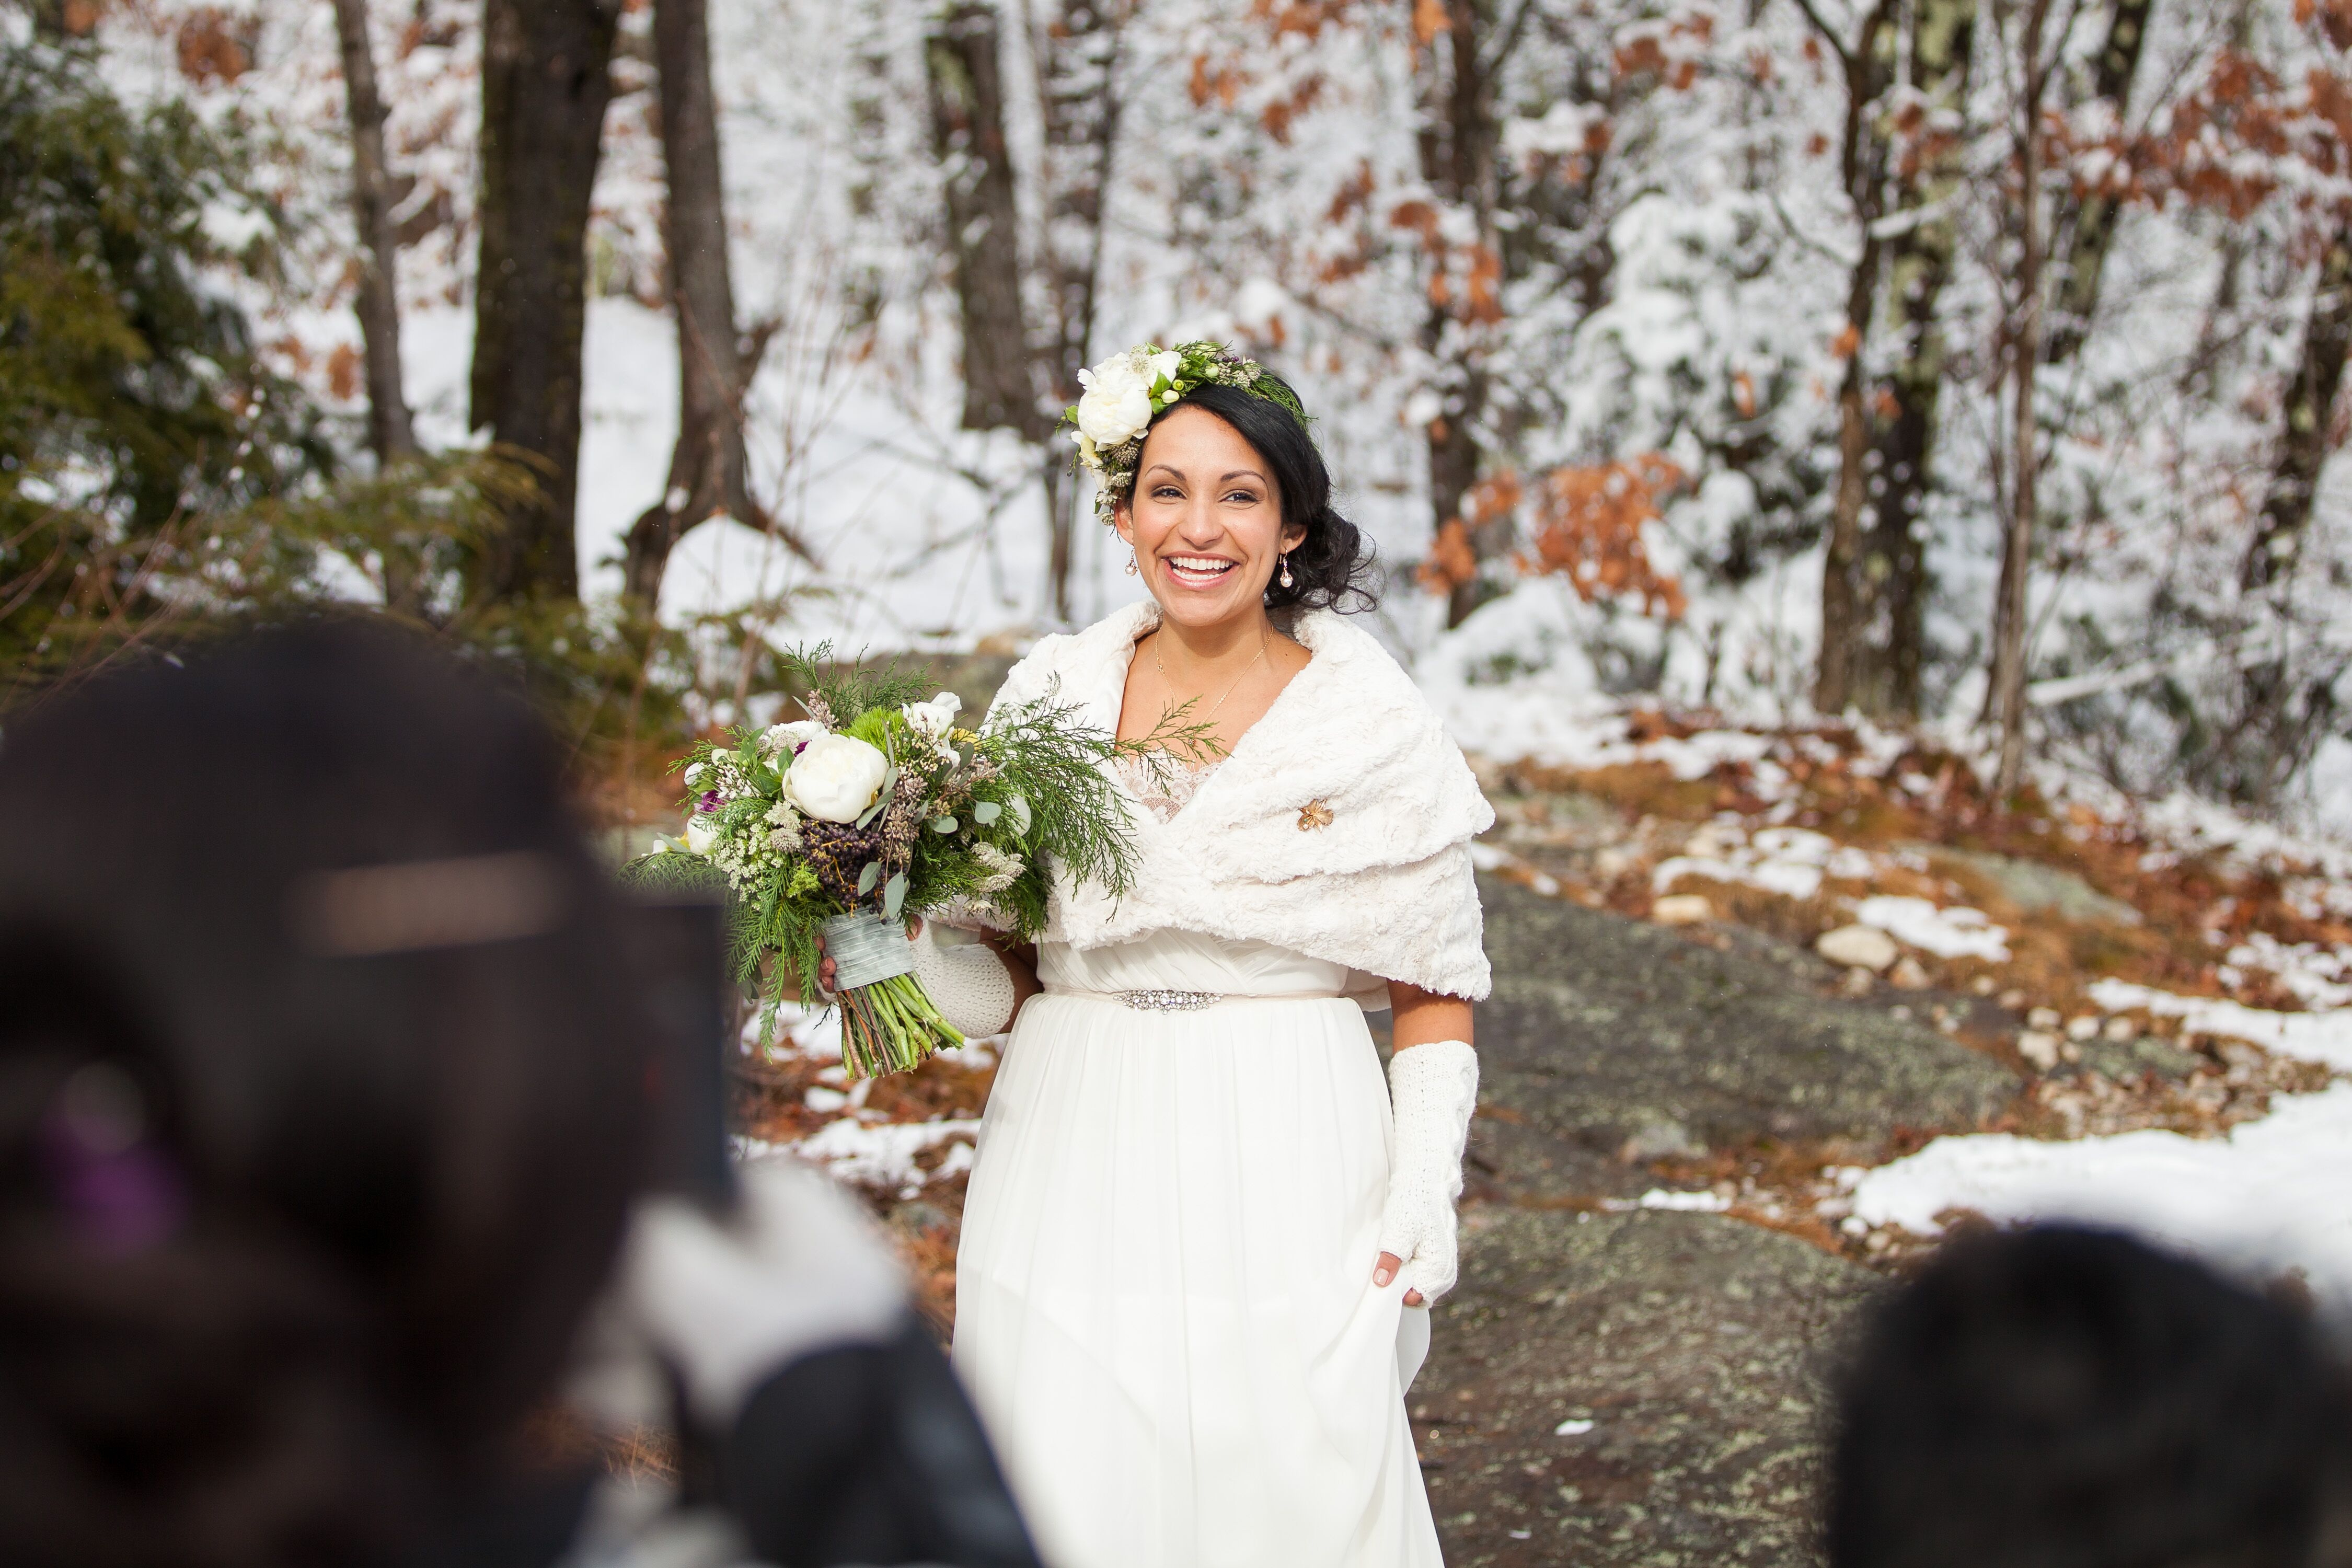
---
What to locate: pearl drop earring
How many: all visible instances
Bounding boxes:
[1125,551,1139,576]
[1278,552,1294,589]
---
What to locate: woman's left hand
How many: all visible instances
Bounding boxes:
[1374,1251,1426,1308]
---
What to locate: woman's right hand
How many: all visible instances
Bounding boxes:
[814,916,925,994]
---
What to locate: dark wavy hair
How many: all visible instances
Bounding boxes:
[1134,376,1379,613]
[1830,1224,2352,1568]
[0,622,653,1567]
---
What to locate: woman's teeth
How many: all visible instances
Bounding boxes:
[1165,555,1236,585]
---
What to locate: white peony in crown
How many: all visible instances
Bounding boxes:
[1059,341,1308,525]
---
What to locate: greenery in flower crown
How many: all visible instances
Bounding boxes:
[622,644,1210,1076]
[1059,341,1310,525]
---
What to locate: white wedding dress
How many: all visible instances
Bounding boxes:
[953,762,1444,1568]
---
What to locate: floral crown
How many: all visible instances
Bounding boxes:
[1060,341,1309,525]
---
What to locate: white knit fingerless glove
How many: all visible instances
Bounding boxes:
[1377,1040,1479,1305]
[909,927,1017,1039]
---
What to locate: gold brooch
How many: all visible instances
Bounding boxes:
[1296,799,1333,831]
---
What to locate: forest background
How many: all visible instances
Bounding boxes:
[5,0,2350,839]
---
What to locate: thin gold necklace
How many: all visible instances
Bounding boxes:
[1154,630,1268,724]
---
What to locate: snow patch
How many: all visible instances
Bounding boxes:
[1652,823,1875,901]
[2086,979,2352,1070]
[757,1116,984,1199]
[1636,1188,1733,1213]
[1854,896,2011,962]
[1850,1083,2352,1297]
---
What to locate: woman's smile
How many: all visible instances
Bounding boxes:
[1161,552,1239,589]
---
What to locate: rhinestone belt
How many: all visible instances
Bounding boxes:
[1043,986,1347,1011]
[1115,988,1221,1011]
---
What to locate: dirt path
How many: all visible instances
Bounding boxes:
[1409,875,2015,1566]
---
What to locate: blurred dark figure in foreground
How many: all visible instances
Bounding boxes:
[0,622,1037,1568]
[1831,1224,2352,1568]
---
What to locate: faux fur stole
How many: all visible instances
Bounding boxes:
[988,601,1495,1000]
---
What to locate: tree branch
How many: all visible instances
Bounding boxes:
[1790,0,1856,68]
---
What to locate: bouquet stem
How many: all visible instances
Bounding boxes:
[824,912,966,1079]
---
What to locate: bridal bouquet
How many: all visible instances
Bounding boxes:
[628,650,1148,1078]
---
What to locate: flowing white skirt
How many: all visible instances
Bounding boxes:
[953,929,1441,1568]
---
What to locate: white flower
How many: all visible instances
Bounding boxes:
[1074,352,1155,448]
[764,799,804,851]
[760,719,828,758]
[783,732,891,823]
[1070,429,1101,471]
[684,817,717,855]
[684,762,709,788]
[1144,349,1182,384]
[902,691,962,742]
[971,841,1022,894]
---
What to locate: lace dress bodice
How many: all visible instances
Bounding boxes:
[1113,750,1223,824]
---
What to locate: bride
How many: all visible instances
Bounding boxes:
[903,343,1491,1568]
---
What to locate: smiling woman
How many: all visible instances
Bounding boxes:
[943,344,1490,1568]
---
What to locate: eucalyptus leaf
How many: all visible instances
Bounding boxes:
[857,861,882,896]
[854,765,898,829]
[882,871,907,921]
[973,800,1001,824]
[932,815,958,834]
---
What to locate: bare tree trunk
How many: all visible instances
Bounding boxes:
[620,0,807,615]
[1034,0,1129,622]
[1993,0,2054,799]
[2242,223,2352,593]
[1413,0,1506,630]
[330,0,417,469]
[470,0,620,603]
[1812,1,1897,714]
[1841,0,1976,721]
[2044,0,2155,364]
[929,1,1042,436]
[2181,221,2352,807]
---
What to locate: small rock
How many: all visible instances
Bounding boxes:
[1999,988,2028,1010]
[2016,1030,2062,1071]
[2059,1037,2082,1064]
[1889,955,1932,990]
[1840,965,1877,998]
[2066,1015,2100,1042]
[1970,975,1998,996]
[1620,1116,1706,1163]
[2103,1016,2139,1043]
[2028,1006,2063,1031]
[1652,893,1713,926]
[1817,924,1900,972]
[1684,825,1737,859]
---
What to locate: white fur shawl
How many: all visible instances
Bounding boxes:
[988,601,1494,1000]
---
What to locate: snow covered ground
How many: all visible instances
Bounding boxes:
[1853,983,2352,1297]
[1854,1080,2352,1295]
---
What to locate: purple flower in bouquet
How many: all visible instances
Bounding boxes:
[696,790,722,813]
